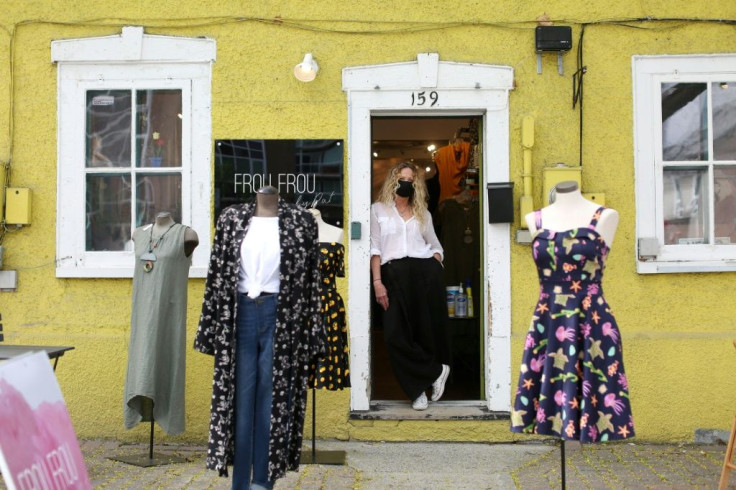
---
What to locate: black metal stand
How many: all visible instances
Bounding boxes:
[109,418,187,467]
[299,388,346,465]
[560,438,566,490]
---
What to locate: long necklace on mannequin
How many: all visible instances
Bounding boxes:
[141,224,175,272]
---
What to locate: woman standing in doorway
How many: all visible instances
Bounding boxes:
[370,161,451,410]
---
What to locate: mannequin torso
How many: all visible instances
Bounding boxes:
[134,212,199,257]
[308,208,343,243]
[525,181,619,247]
[148,212,199,257]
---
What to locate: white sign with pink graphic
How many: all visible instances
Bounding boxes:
[0,351,91,489]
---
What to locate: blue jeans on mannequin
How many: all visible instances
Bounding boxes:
[232,293,277,490]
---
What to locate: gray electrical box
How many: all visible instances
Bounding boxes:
[0,270,18,291]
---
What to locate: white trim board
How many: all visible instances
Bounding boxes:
[342,53,514,413]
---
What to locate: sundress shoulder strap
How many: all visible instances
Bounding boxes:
[589,206,606,229]
[534,210,543,230]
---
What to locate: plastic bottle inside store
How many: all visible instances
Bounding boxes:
[455,282,467,318]
[465,279,474,317]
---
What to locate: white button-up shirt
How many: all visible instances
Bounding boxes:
[370,201,444,265]
[238,217,281,297]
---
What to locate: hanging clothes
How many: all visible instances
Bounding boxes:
[435,140,470,203]
[511,207,634,442]
[435,198,480,311]
[194,200,326,480]
[124,223,191,435]
[309,242,350,390]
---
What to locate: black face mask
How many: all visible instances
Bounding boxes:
[396,180,415,198]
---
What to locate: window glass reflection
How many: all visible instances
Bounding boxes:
[136,90,182,168]
[86,174,132,251]
[136,174,183,227]
[714,166,736,244]
[661,83,708,161]
[86,91,132,168]
[663,167,709,245]
[713,82,736,161]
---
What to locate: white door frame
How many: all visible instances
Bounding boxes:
[342,53,514,412]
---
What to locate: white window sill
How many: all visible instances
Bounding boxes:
[637,260,736,274]
[56,266,207,279]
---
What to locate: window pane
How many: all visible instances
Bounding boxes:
[135,174,182,227]
[713,82,736,161]
[86,91,132,168]
[136,90,182,168]
[663,167,709,245]
[714,167,736,244]
[661,83,708,161]
[86,175,132,251]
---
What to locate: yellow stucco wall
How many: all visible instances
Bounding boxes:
[1,1,736,447]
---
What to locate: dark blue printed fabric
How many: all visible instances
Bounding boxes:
[511,207,634,442]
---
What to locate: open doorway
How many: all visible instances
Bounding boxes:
[370,115,484,401]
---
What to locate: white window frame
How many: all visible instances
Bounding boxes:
[633,54,736,274]
[342,53,514,412]
[51,26,215,278]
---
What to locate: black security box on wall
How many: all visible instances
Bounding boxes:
[535,26,572,52]
[486,182,515,223]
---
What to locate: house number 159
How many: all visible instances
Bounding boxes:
[410,91,439,107]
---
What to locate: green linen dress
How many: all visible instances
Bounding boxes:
[123,223,191,435]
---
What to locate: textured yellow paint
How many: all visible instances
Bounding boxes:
[1,2,736,448]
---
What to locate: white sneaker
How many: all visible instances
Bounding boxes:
[412,392,428,410]
[431,364,450,402]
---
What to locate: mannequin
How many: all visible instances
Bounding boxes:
[525,181,619,247]
[303,207,348,465]
[195,184,325,485]
[123,209,198,460]
[513,179,634,486]
[308,208,344,243]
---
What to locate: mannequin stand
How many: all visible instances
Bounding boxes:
[299,388,346,465]
[109,418,187,467]
[560,438,566,489]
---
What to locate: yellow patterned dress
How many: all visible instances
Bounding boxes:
[310,242,350,389]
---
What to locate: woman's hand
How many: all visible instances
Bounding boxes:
[374,280,389,311]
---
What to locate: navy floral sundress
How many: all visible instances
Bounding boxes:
[511,207,634,442]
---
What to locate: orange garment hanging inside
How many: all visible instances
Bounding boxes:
[435,140,470,203]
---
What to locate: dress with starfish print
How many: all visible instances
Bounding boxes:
[309,242,350,390]
[510,207,634,442]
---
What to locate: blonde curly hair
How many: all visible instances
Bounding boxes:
[377,161,429,228]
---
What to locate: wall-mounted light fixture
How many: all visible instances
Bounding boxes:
[294,53,319,82]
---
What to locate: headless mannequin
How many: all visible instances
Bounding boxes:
[308,208,344,243]
[525,181,619,247]
[119,211,197,465]
[139,212,200,257]
[255,185,279,217]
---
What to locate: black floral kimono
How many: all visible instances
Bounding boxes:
[194,199,326,480]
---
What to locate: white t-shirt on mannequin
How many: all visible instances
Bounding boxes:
[308,208,344,243]
[525,181,619,247]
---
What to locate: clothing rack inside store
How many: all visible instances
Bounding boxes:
[109,415,187,467]
[300,388,346,465]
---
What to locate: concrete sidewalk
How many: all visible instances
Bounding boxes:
[3,439,733,489]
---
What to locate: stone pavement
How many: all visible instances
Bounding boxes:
[2,439,734,489]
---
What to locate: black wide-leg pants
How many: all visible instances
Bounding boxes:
[381,257,450,401]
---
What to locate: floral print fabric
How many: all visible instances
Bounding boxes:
[511,207,634,442]
[309,242,350,390]
[194,200,326,480]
